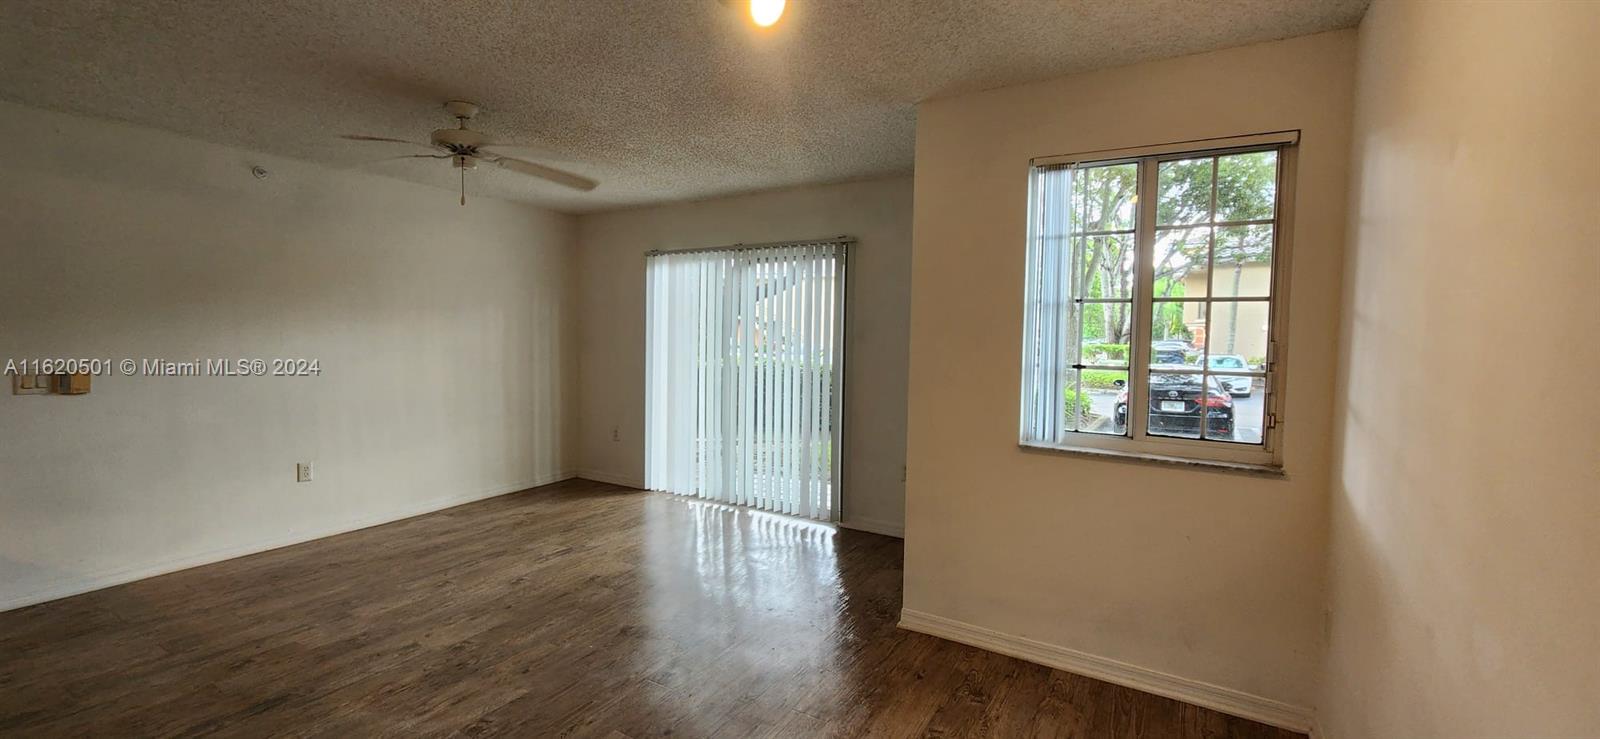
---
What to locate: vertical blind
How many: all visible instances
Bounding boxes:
[645,240,847,521]
[1020,164,1075,444]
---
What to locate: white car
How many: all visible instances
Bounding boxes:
[1206,354,1255,397]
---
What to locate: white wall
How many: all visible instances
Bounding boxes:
[1319,2,1600,736]
[903,31,1356,720]
[575,178,913,535]
[0,100,579,610]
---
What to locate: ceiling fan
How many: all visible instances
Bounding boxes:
[343,100,598,205]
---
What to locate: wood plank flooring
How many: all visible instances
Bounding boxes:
[0,479,1304,738]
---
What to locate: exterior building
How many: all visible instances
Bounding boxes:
[1182,261,1271,361]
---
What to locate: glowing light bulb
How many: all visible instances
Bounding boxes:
[751,0,785,27]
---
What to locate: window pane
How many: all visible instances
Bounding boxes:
[1202,303,1269,369]
[1216,150,1277,222]
[1212,375,1264,444]
[1078,234,1136,299]
[1078,369,1127,436]
[1152,227,1209,299]
[1149,300,1199,365]
[1060,368,1081,433]
[1157,157,1213,226]
[1211,225,1273,298]
[1145,369,1229,440]
[1073,163,1138,233]
[1081,325,1130,368]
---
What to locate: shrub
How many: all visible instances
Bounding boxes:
[1083,343,1128,362]
[1064,387,1092,424]
[1080,369,1126,390]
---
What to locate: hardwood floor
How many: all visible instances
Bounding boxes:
[0,479,1303,738]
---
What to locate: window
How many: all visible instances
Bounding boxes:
[1019,132,1296,468]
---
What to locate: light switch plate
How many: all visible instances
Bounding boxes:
[296,462,313,483]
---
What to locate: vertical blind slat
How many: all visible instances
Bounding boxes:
[1020,166,1073,444]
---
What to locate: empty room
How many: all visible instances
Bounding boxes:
[1,1,1594,737]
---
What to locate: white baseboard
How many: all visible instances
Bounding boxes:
[898,609,1313,733]
[0,470,578,613]
[839,516,905,538]
[575,469,645,488]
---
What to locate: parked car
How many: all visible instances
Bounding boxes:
[1150,340,1192,365]
[1205,354,1254,397]
[1114,365,1235,437]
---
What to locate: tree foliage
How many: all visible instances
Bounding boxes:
[1070,151,1276,345]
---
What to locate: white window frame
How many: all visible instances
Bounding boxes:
[1019,131,1299,471]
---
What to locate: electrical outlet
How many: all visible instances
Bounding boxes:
[296,462,313,483]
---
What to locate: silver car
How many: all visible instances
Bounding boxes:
[1206,354,1255,397]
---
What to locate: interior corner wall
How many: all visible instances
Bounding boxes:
[903,30,1356,715]
[0,100,580,611]
[1318,2,1600,736]
[573,177,913,535]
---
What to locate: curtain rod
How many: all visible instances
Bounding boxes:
[645,235,854,257]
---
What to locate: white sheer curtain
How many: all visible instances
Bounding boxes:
[645,241,846,521]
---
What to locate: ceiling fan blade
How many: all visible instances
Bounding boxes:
[340,134,436,150]
[351,154,451,167]
[482,141,571,158]
[485,153,598,192]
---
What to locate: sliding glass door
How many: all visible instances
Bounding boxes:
[645,240,847,521]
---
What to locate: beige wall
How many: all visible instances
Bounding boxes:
[904,31,1355,714]
[0,100,579,610]
[1319,2,1600,736]
[575,178,913,535]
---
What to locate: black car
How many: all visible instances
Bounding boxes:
[1150,340,1191,365]
[1113,365,1235,437]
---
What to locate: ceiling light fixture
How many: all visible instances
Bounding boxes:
[750,0,785,27]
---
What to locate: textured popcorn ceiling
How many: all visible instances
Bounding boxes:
[0,0,1367,213]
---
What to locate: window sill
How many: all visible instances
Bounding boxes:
[1018,442,1287,479]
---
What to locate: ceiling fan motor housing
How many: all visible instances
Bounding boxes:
[431,127,487,153]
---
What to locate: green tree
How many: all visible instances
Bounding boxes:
[1071,164,1137,342]
[1069,151,1276,346]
